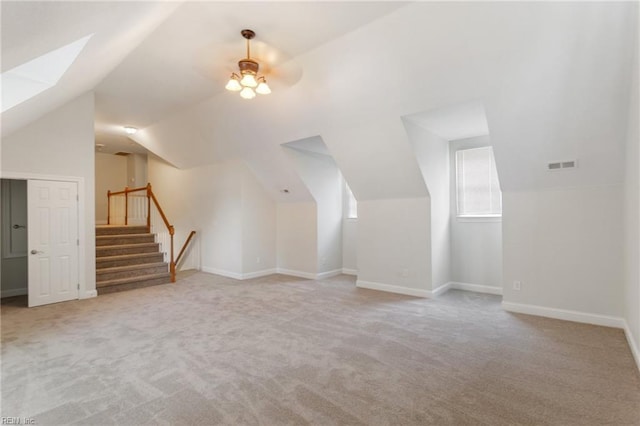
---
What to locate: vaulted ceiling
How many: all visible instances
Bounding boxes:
[2,1,637,202]
[1,1,406,155]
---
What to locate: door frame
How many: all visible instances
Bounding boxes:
[1,171,95,300]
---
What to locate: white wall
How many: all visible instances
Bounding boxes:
[1,92,96,298]
[502,186,624,319]
[127,153,148,188]
[451,220,502,288]
[342,182,358,273]
[623,9,640,368]
[146,155,200,271]
[316,166,342,275]
[403,119,451,290]
[356,197,431,296]
[147,156,276,278]
[323,117,429,203]
[449,136,502,289]
[200,162,243,275]
[321,119,431,296]
[342,220,357,273]
[95,152,127,223]
[276,202,317,277]
[242,168,277,276]
[283,146,343,275]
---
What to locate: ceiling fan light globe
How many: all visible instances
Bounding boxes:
[240,87,256,100]
[225,76,242,91]
[256,81,271,95]
[240,73,258,88]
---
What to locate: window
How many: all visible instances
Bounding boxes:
[345,184,357,219]
[455,146,501,217]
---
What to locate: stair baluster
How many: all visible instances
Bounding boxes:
[104,183,196,285]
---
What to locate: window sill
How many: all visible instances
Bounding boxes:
[456,215,502,223]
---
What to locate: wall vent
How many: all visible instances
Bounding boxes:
[547,160,577,171]
[114,152,131,156]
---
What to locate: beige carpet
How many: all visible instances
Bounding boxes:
[1,273,639,425]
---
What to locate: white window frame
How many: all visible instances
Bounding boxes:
[455,146,502,219]
[345,183,357,220]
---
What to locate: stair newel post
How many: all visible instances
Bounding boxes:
[124,186,129,225]
[146,183,151,232]
[169,225,176,283]
[107,190,111,225]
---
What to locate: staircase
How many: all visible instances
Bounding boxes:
[96,225,171,294]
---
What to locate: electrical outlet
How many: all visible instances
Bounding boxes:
[256,257,261,264]
[513,280,521,291]
[321,257,326,265]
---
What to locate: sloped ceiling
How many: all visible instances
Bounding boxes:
[134,2,636,201]
[403,101,489,142]
[94,2,407,131]
[2,2,637,203]
[283,136,332,158]
[1,0,183,137]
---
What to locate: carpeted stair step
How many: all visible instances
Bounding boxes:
[96,233,155,246]
[96,242,160,257]
[96,252,164,268]
[96,225,149,236]
[97,262,168,282]
[95,224,171,295]
[96,272,171,295]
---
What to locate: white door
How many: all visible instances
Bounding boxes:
[28,180,79,307]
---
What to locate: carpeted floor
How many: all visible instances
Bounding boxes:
[1,272,639,425]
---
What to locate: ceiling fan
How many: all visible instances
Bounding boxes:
[224,29,270,99]
[194,28,302,98]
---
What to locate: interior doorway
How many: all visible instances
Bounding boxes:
[1,179,28,299]
[1,178,81,307]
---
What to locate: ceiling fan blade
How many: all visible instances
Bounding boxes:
[192,36,303,89]
[264,60,304,88]
[193,41,239,83]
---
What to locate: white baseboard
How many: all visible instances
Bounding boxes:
[201,267,244,280]
[242,269,277,279]
[1,288,27,298]
[275,268,316,280]
[81,290,97,299]
[356,280,430,298]
[203,266,329,281]
[449,281,503,295]
[431,282,452,296]
[316,269,342,280]
[3,288,98,299]
[342,268,358,276]
[623,320,640,372]
[201,267,279,280]
[502,301,624,329]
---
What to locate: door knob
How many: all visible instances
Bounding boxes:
[13,224,26,229]
[30,250,41,255]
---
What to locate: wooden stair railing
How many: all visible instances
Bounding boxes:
[176,231,196,266]
[107,183,195,283]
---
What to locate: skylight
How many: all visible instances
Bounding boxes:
[1,34,93,112]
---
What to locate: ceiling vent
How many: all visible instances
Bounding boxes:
[114,152,131,156]
[547,160,577,171]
